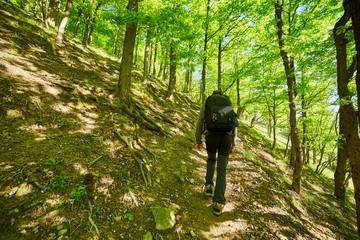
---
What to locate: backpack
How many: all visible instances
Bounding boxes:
[204,94,235,132]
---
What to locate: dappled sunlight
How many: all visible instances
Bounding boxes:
[5,182,33,197]
[51,102,72,113]
[73,163,88,175]
[19,124,47,140]
[45,194,65,207]
[201,219,249,239]
[95,175,114,197]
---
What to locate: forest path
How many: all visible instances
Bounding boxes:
[0,1,358,239]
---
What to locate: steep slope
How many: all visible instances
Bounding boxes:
[0,1,358,239]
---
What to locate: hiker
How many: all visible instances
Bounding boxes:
[195,90,238,216]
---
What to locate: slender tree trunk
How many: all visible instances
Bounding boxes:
[133,25,141,67]
[201,0,210,103]
[338,0,360,235]
[217,36,222,91]
[166,42,176,98]
[112,26,120,55]
[41,0,48,28]
[33,0,39,17]
[143,29,151,83]
[302,96,308,164]
[275,0,303,193]
[82,12,91,46]
[149,43,153,74]
[74,8,82,37]
[163,50,168,82]
[271,89,277,150]
[46,0,59,28]
[115,0,139,103]
[55,0,73,45]
[88,3,102,45]
[313,148,316,164]
[335,106,348,200]
[153,41,158,76]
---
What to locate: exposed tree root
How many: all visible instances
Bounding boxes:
[113,124,152,186]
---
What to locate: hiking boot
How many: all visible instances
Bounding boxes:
[204,184,214,197]
[213,202,224,216]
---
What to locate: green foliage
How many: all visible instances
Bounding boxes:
[81,146,91,152]
[70,183,87,207]
[49,175,68,193]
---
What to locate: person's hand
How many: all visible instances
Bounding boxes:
[196,144,203,151]
[229,148,233,155]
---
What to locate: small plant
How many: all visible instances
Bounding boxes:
[93,206,101,216]
[49,175,68,193]
[94,172,104,179]
[126,213,134,220]
[112,169,122,180]
[81,146,91,152]
[9,208,19,214]
[45,157,58,166]
[70,183,87,208]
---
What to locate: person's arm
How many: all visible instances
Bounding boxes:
[195,103,206,146]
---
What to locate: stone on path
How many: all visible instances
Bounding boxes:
[151,206,176,230]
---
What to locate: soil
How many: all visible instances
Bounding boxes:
[0,2,358,240]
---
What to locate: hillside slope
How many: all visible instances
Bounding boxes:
[0,2,358,239]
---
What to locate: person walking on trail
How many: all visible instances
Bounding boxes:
[195,90,238,216]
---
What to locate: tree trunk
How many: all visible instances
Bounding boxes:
[33,0,39,17]
[82,12,91,46]
[271,89,277,150]
[339,0,360,235]
[201,0,210,103]
[115,0,139,103]
[55,0,73,45]
[335,106,348,200]
[133,25,141,67]
[275,0,303,193]
[41,0,48,28]
[46,0,59,28]
[302,96,308,164]
[74,8,82,37]
[149,43,153,74]
[143,29,151,83]
[88,3,102,45]
[184,61,190,93]
[153,41,158,76]
[217,36,222,91]
[313,148,316,164]
[162,50,168,82]
[112,26,120,55]
[166,42,176,98]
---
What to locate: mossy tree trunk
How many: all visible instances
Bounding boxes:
[55,0,73,44]
[115,0,139,103]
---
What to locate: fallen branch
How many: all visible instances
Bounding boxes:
[87,200,100,235]
[129,191,139,207]
[88,156,102,167]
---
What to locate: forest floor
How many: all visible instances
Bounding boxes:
[0,1,358,239]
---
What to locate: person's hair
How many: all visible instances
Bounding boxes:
[212,90,223,95]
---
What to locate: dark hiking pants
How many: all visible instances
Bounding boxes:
[205,133,232,205]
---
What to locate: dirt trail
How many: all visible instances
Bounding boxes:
[0,1,358,239]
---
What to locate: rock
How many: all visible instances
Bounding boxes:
[142,231,153,240]
[151,206,176,230]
